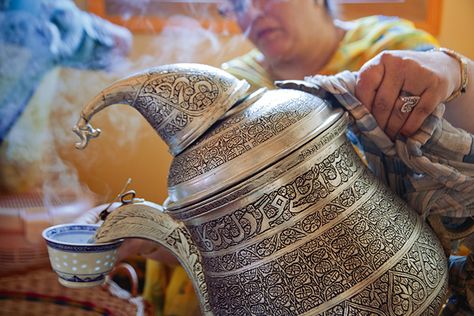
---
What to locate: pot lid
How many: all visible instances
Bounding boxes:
[166,88,343,209]
[142,64,251,156]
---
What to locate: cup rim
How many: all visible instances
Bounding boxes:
[42,223,122,247]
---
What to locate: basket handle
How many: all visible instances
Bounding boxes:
[103,262,139,297]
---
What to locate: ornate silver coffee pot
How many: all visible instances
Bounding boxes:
[74,64,448,315]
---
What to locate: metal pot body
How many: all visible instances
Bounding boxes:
[78,63,449,315]
[178,115,448,315]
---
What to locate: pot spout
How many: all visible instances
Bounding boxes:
[94,201,213,315]
[73,76,144,149]
[73,64,249,155]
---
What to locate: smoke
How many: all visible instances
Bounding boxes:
[44,4,252,203]
[0,1,252,268]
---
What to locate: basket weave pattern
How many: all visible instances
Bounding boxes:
[0,268,150,316]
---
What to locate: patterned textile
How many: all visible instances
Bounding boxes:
[0,291,112,316]
[222,15,439,90]
[299,71,474,220]
[0,268,149,316]
[276,70,474,313]
[321,16,438,74]
[443,254,474,315]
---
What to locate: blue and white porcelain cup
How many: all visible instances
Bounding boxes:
[42,224,123,288]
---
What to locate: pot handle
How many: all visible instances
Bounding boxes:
[94,200,212,315]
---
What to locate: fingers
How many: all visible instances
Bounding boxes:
[356,51,445,139]
[383,61,428,138]
[355,57,384,113]
[383,94,421,139]
[371,58,405,131]
[386,62,443,138]
[356,53,406,134]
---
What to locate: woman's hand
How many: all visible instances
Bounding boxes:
[355,50,461,139]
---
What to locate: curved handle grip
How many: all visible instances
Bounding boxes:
[104,262,139,297]
[94,201,212,315]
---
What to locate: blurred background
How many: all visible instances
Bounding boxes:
[0,0,473,279]
[2,0,473,204]
[56,0,474,204]
[0,0,473,314]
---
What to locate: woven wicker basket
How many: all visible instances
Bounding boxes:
[0,264,152,316]
[0,191,94,275]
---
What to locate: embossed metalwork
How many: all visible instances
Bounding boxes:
[205,222,447,315]
[170,115,351,221]
[94,203,212,315]
[180,120,447,315]
[79,63,448,316]
[73,63,249,155]
[167,89,343,208]
[189,141,362,255]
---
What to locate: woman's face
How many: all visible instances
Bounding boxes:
[231,0,331,62]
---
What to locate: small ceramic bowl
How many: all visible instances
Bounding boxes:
[42,224,123,288]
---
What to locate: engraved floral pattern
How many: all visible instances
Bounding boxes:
[189,142,361,253]
[131,70,232,145]
[184,137,447,315]
[204,221,446,315]
[169,93,320,186]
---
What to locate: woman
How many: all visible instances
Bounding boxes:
[219,0,440,163]
[221,0,439,90]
